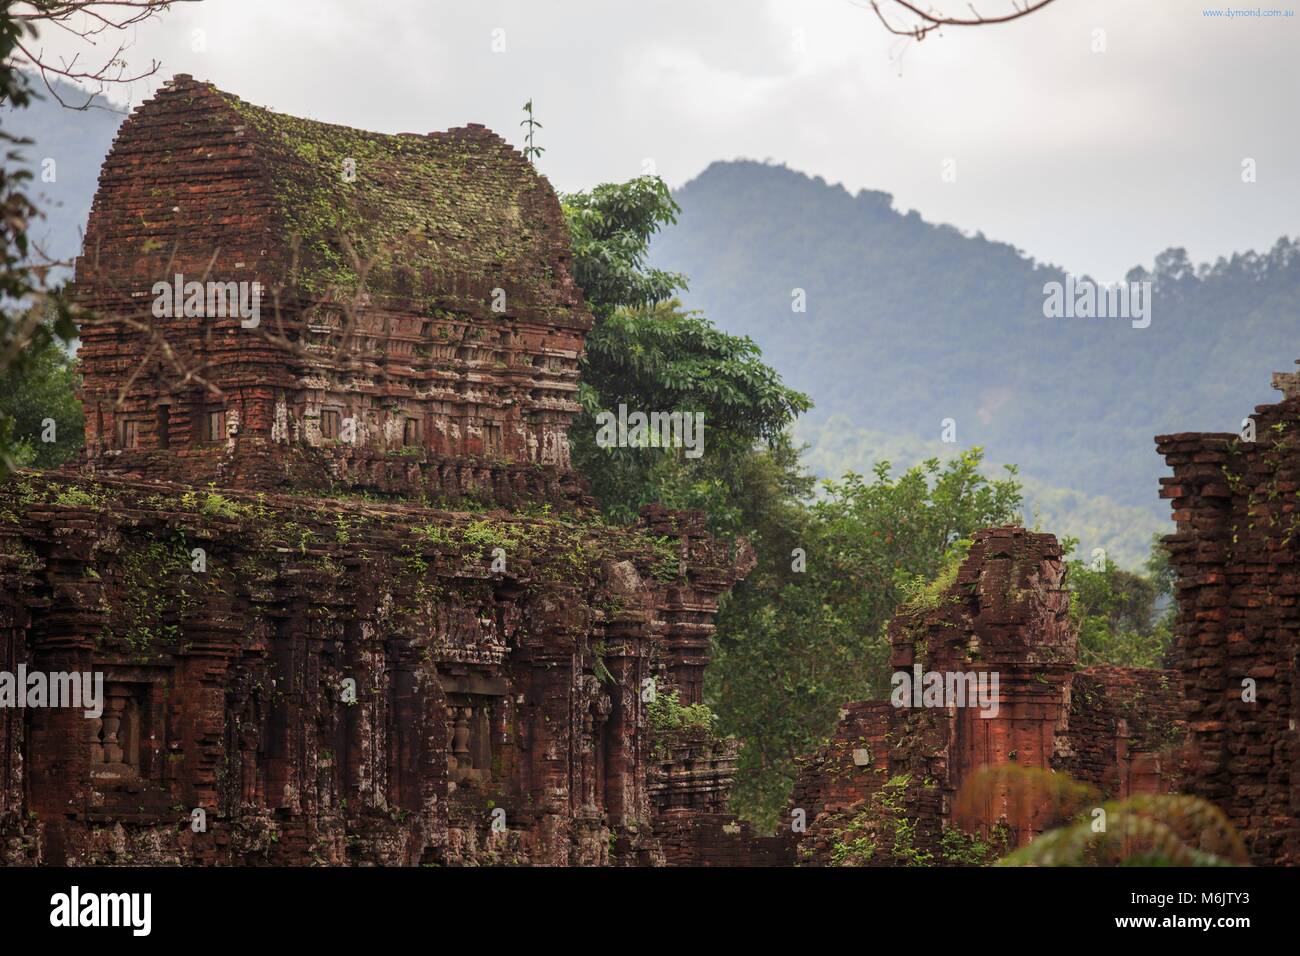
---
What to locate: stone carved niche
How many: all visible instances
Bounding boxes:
[90,682,149,782]
[442,672,507,792]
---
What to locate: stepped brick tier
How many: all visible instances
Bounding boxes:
[72,75,592,506]
[1157,364,1300,867]
[646,725,790,866]
[0,474,748,865]
[789,528,1183,866]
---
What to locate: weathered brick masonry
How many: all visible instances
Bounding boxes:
[0,474,745,865]
[74,75,590,505]
[646,726,790,866]
[1157,366,1300,866]
[6,73,1284,867]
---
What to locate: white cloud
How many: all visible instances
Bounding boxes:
[27,0,1300,277]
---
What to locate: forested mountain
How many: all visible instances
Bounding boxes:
[651,160,1300,565]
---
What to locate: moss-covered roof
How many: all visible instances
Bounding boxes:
[197,80,585,324]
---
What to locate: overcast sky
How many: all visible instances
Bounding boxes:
[31,0,1300,279]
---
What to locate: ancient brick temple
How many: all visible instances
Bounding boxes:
[74,75,590,505]
[789,528,1184,865]
[0,77,750,865]
[1157,365,1300,866]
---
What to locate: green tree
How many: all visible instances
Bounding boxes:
[561,177,809,525]
[1,16,76,474]
[572,298,810,525]
[561,176,1029,830]
[0,328,83,468]
[710,452,1023,829]
[562,176,686,320]
[1066,538,1172,668]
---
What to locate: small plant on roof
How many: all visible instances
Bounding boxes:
[520,99,544,164]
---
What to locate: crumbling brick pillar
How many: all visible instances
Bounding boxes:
[890,528,1076,845]
[1157,366,1300,866]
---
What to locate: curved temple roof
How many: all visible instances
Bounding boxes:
[79,74,592,331]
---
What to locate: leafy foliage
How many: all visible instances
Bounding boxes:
[954,764,1098,832]
[795,419,1166,569]
[563,182,1030,831]
[519,99,544,163]
[0,328,83,468]
[954,764,1247,866]
[823,772,1008,867]
[1066,538,1173,668]
[645,690,718,760]
[562,176,810,527]
[647,690,716,735]
[1,14,80,476]
[1001,794,1247,867]
[572,298,811,524]
[710,451,1023,829]
[562,176,686,319]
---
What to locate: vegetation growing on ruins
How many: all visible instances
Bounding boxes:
[704,453,1023,830]
[0,155,1190,840]
[104,534,201,654]
[938,824,1010,867]
[0,81,1212,857]
[0,473,699,671]
[822,774,1009,868]
[223,90,554,304]
[647,690,716,735]
[647,690,719,760]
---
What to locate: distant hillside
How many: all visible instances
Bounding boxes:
[2,76,126,269]
[652,160,1300,565]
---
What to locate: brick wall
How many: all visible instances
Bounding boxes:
[1157,366,1300,866]
[0,474,744,866]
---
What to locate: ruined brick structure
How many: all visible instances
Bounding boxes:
[646,725,790,866]
[0,77,750,866]
[1157,365,1300,866]
[789,528,1183,865]
[74,75,589,506]
[0,474,746,865]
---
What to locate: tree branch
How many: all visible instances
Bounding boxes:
[6,1,202,109]
[869,0,1059,41]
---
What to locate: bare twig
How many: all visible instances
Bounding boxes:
[868,0,1059,41]
[6,2,202,110]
